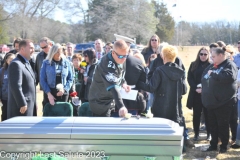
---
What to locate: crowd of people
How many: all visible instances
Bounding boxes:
[0,35,240,154]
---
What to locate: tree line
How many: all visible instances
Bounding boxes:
[0,0,239,45]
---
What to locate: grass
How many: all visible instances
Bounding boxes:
[1,46,240,159]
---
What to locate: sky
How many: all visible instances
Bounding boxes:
[54,0,240,23]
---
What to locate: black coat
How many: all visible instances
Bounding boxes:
[137,62,184,123]
[141,47,155,63]
[148,54,187,95]
[187,61,210,109]
[201,59,237,109]
[80,60,98,101]
[125,55,147,86]
[123,55,148,111]
[7,54,36,118]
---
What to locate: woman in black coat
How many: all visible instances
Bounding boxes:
[187,47,211,141]
[80,49,98,102]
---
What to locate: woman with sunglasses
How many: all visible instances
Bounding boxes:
[141,34,160,63]
[187,47,211,141]
[80,49,98,102]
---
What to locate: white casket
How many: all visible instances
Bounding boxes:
[0,117,183,160]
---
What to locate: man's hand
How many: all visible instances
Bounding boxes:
[196,88,202,94]
[119,106,128,117]
[122,84,131,92]
[20,106,27,114]
[56,90,64,97]
[47,93,56,105]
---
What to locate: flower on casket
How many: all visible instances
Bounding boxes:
[142,109,153,118]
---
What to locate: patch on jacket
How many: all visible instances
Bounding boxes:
[105,72,120,83]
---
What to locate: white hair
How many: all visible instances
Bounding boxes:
[46,43,63,64]
[158,42,169,55]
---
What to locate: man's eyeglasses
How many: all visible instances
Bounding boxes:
[114,51,128,59]
[84,54,88,57]
[200,53,208,56]
[41,45,48,49]
[151,39,157,42]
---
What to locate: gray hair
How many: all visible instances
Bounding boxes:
[39,37,51,44]
[158,42,169,55]
[46,43,63,64]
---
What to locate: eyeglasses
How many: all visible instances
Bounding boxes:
[41,45,48,49]
[114,51,128,59]
[84,54,88,57]
[200,53,208,56]
[151,39,157,42]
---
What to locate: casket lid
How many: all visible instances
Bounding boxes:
[0,117,183,140]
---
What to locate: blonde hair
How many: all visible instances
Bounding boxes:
[46,43,63,64]
[162,45,178,62]
[225,45,235,55]
[133,53,146,67]
[224,45,236,60]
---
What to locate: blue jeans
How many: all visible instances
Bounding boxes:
[236,100,240,145]
[147,93,154,111]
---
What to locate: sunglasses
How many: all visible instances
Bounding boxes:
[114,51,128,59]
[151,39,157,42]
[200,53,208,56]
[41,45,48,49]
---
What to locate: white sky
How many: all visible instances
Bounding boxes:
[54,0,240,23]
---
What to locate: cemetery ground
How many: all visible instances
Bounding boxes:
[0,46,240,159]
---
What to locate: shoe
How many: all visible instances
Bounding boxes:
[184,139,195,148]
[230,140,236,145]
[204,146,217,152]
[219,148,227,153]
[206,135,211,141]
[193,134,199,141]
[231,143,240,149]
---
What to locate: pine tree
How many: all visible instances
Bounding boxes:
[152,1,175,42]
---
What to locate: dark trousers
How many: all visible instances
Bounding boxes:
[1,99,7,121]
[42,92,48,109]
[43,89,69,108]
[229,101,238,141]
[193,103,210,135]
[92,108,112,117]
[208,104,233,149]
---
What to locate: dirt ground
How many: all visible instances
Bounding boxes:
[1,46,240,159]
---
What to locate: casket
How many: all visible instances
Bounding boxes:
[0,117,183,160]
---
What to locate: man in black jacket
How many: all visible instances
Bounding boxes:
[89,40,131,117]
[8,39,36,118]
[35,37,52,108]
